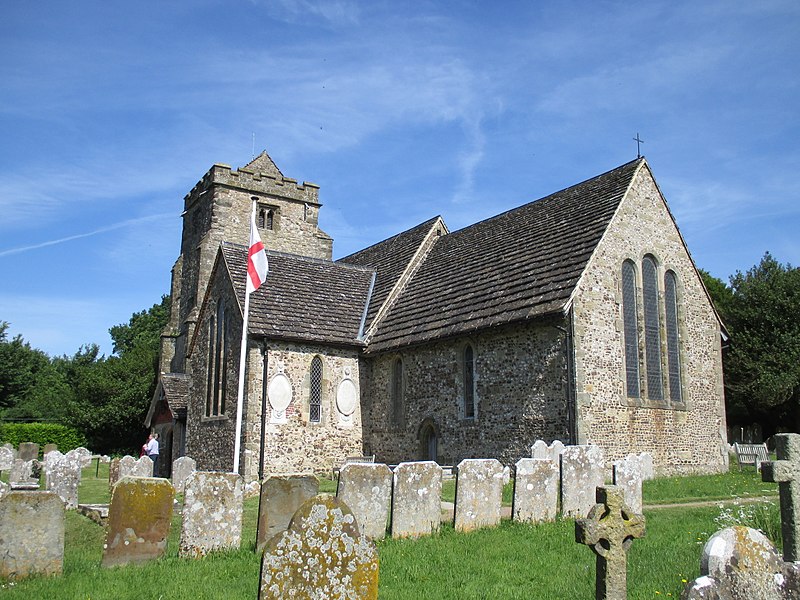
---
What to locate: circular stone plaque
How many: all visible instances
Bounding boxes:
[336,379,357,416]
[268,373,293,412]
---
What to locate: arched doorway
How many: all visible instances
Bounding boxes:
[418,418,439,463]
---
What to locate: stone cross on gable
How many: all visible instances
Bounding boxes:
[576,485,646,600]
[761,432,800,562]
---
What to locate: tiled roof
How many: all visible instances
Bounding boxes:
[364,159,644,352]
[222,243,375,346]
[338,217,444,330]
[161,373,190,411]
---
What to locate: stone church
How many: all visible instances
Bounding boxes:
[146,150,729,481]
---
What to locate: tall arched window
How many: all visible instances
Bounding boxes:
[309,356,322,423]
[664,271,682,403]
[390,358,403,427]
[642,255,663,401]
[622,260,640,398]
[206,314,215,417]
[463,344,476,418]
[206,300,227,416]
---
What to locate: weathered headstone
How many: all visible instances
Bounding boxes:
[17,442,39,462]
[531,439,566,463]
[9,459,39,487]
[761,432,800,562]
[638,452,655,480]
[179,471,243,558]
[561,445,605,518]
[66,447,93,469]
[681,526,800,599]
[613,457,643,514]
[44,451,82,509]
[337,463,392,540]
[576,485,645,600]
[108,457,121,491]
[259,495,379,600]
[454,458,504,532]
[0,480,9,501]
[256,474,319,553]
[513,457,559,523]
[0,445,14,470]
[391,461,443,538]
[0,491,64,580]
[118,454,153,480]
[42,443,58,456]
[102,477,175,567]
[171,456,197,495]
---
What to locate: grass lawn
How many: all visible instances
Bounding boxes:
[0,462,781,599]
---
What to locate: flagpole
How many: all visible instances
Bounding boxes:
[232,200,256,474]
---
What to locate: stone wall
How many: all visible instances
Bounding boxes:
[364,320,570,466]
[571,163,727,475]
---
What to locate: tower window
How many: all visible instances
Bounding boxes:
[257,205,275,230]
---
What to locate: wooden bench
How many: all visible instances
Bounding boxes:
[733,442,769,472]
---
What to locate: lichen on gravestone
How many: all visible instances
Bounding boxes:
[513,457,559,524]
[337,463,392,540]
[453,458,504,532]
[0,491,65,580]
[179,471,243,558]
[256,474,319,553]
[391,461,442,539]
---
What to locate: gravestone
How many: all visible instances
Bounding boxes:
[118,454,153,480]
[9,459,39,487]
[638,452,655,480]
[761,432,800,562]
[0,445,14,470]
[171,456,196,494]
[259,495,379,600]
[681,526,800,599]
[576,485,645,600]
[66,447,93,468]
[454,458,504,532]
[613,457,643,514]
[256,474,319,553]
[102,477,175,567]
[337,463,392,540]
[108,457,121,491]
[531,439,566,462]
[391,461,442,538]
[0,491,64,580]
[561,445,605,518]
[179,471,243,558]
[18,442,39,462]
[42,443,58,456]
[0,480,8,501]
[44,451,82,509]
[513,457,559,523]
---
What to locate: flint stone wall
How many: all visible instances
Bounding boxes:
[454,459,504,532]
[337,463,392,540]
[513,457,559,523]
[392,461,442,538]
[179,471,243,558]
[256,474,319,553]
[0,491,64,580]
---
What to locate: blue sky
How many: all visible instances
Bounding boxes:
[1,0,798,357]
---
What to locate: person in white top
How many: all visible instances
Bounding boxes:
[144,433,160,476]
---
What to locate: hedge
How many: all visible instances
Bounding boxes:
[0,423,88,455]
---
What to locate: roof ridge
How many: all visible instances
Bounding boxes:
[221,241,375,273]
[338,215,443,262]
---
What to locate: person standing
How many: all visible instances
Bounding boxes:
[145,433,160,476]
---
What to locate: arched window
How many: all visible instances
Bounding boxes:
[664,271,682,403]
[621,260,640,398]
[257,205,274,230]
[205,314,215,417]
[309,356,322,423]
[206,300,228,416]
[642,255,663,401]
[463,344,476,418]
[390,358,403,427]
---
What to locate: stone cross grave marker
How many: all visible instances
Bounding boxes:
[392,461,443,539]
[0,491,65,580]
[513,457,559,524]
[454,458,504,532]
[561,444,605,518]
[337,462,392,540]
[762,432,800,562]
[102,476,175,567]
[256,474,319,553]
[179,471,243,558]
[259,495,379,600]
[171,455,197,495]
[576,485,646,600]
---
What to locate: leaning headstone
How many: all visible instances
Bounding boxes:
[42,443,58,456]
[681,526,800,599]
[179,471,243,558]
[102,477,175,567]
[561,445,605,518]
[0,491,65,580]
[108,457,121,491]
[513,458,559,523]
[761,432,800,562]
[0,445,14,470]
[613,457,643,514]
[576,485,646,600]
[392,461,443,538]
[337,463,392,540]
[454,458,504,532]
[18,442,39,462]
[256,474,319,553]
[259,495,379,600]
[171,456,196,495]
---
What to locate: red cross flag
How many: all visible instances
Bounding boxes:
[247,210,268,294]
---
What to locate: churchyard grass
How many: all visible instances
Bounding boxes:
[0,464,780,599]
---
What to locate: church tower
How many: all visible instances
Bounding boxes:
[159,151,333,374]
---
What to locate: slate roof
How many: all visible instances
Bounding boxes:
[338,217,444,331]
[161,373,190,411]
[222,243,375,346]
[364,158,644,353]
